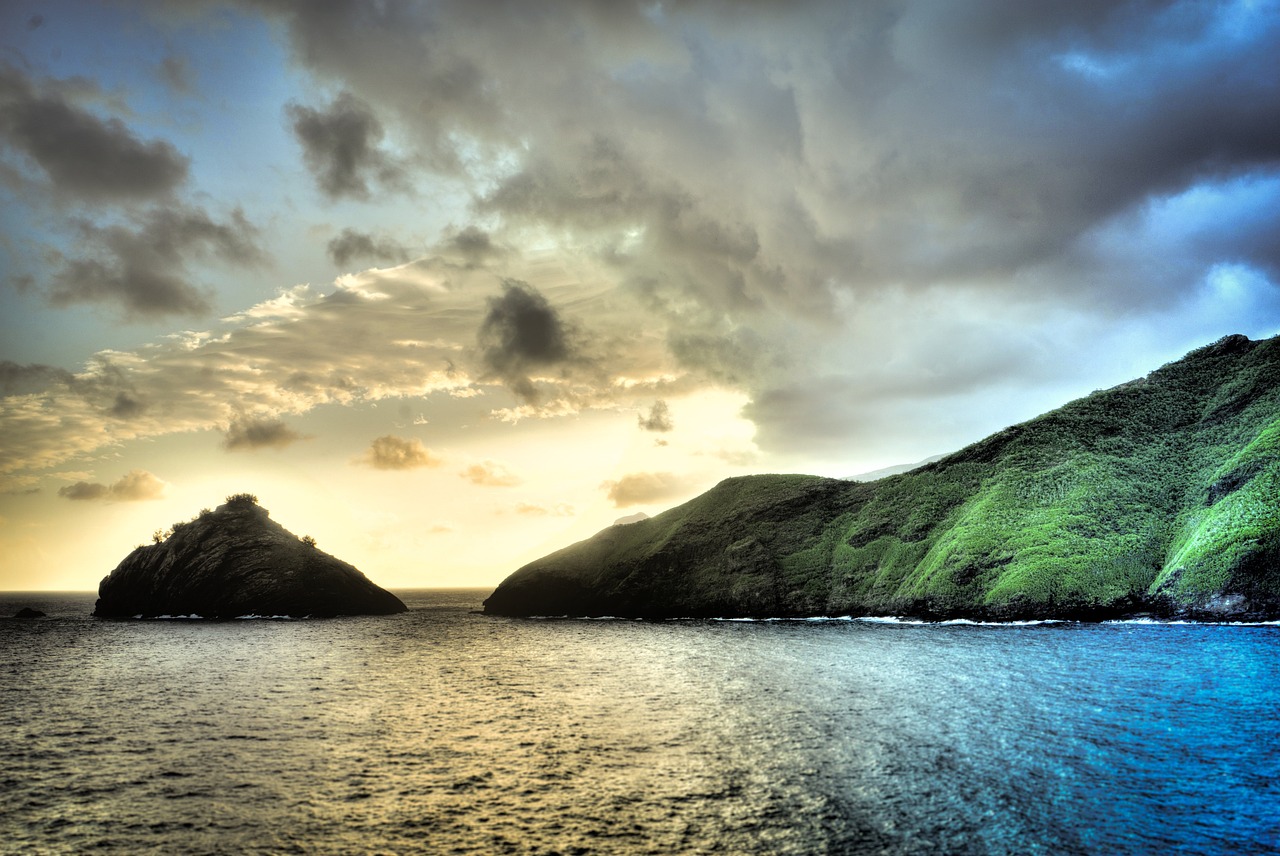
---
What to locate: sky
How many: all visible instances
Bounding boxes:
[2,0,1278,591]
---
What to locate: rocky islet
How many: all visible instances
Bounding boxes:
[94,495,405,619]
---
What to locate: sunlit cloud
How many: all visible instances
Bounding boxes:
[57,469,168,503]
[515,502,575,517]
[357,435,443,470]
[461,460,522,487]
[602,471,695,508]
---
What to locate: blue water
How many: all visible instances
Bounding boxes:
[1,590,1277,854]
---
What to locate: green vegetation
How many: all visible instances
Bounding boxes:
[485,334,1280,620]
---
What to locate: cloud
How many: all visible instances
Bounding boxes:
[222,417,308,451]
[10,0,1280,485]
[47,205,265,318]
[448,226,503,267]
[515,502,575,517]
[0,362,74,395]
[638,400,673,432]
[0,256,682,492]
[286,91,408,200]
[327,228,411,268]
[0,265,497,483]
[478,280,574,403]
[57,482,108,501]
[117,471,167,500]
[602,471,693,508]
[0,64,188,201]
[110,392,147,419]
[357,435,442,470]
[244,0,1280,461]
[58,469,167,502]
[158,56,193,94]
[460,460,521,487]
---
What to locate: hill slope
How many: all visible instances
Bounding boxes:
[95,495,406,618]
[484,334,1280,620]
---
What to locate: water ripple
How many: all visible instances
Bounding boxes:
[1,591,1278,854]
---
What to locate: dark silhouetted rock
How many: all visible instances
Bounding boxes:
[13,607,46,618]
[94,497,405,618]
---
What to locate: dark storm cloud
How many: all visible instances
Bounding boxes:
[0,64,189,201]
[478,280,574,403]
[222,417,308,451]
[841,0,1280,294]
[48,206,264,318]
[286,91,408,200]
[327,228,411,268]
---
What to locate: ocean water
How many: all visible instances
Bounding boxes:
[1,590,1278,855]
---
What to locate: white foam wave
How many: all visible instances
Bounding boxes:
[852,616,1067,627]
[706,615,1066,626]
[525,613,1280,627]
[1104,618,1280,626]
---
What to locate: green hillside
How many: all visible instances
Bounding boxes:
[484,334,1280,620]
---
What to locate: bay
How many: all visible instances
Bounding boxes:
[1,590,1277,854]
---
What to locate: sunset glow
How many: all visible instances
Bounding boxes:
[2,1,1278,590]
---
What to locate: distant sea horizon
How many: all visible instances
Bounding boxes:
[7,587,1280,625]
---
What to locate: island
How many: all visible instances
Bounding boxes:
[485,333,1280,621]
[94,494,406,618]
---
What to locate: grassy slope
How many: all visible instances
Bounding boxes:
[484,334,1280,619]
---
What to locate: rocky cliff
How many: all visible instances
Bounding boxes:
[485,334,1280,621]
[94,496,406,618]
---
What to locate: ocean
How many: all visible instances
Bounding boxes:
[1,589,1277,855]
